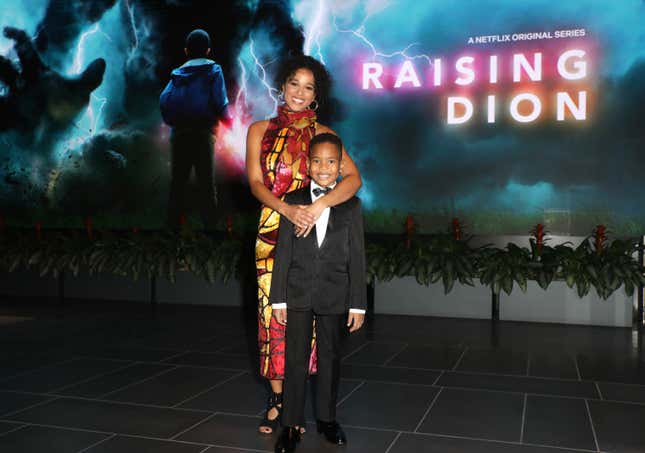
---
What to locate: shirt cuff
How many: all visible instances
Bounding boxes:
[272,303,287,309]
[349,308,366,314]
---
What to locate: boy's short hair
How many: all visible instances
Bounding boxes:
[309,133,343,160]
[185,29,211,58]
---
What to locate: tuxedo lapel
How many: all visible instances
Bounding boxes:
[317,205,336,250]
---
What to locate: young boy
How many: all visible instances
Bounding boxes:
[159,29,230,230]
[270,133,366,453]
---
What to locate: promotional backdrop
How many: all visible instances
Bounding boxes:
[1,0,644,234]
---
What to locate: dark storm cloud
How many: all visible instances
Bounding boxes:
[51,130,168,215]
[340,58,645,215]
[35,0,117,68]
[326,1,645,223]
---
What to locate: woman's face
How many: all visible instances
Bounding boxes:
[282,68,316,112]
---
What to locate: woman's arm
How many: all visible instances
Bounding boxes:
[246,121,315,229]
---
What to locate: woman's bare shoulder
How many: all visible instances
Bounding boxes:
[249,119,270,135]
[315,122,336,135]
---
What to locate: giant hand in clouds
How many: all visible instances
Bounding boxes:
[0,26,106,135]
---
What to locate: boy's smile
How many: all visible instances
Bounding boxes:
[307,142,341,187]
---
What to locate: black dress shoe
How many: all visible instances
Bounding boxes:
[316,420,347,445]
[275,426,300,453]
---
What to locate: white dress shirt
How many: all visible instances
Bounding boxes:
[273,181,365,314]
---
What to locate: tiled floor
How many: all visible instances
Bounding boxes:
[0,299,644,453]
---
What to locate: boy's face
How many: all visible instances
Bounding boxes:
[307,142,342,188]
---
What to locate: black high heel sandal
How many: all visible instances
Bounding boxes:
[259,392,282,434]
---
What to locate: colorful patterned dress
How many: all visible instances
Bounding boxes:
[256,105,318,379]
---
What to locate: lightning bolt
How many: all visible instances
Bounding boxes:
[248,36,280,116]
[124,0,139,51]
[69,24,100,75]
[235,56,248,108]
[331,10,432,65]
[87,93,107,135]
[303,0,327,63]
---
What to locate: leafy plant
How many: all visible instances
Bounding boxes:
[479,243,531,295]
[559,227,645,299]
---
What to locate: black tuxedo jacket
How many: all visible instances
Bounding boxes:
[269,186,367,315]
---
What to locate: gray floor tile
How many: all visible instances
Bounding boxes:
[0,358,128,393]
[179,372,265,414]
[202,448,261,453]
[577,353,645,384]
[417,388,523,441]
[1,303,644,453]
[190,336,249,353]
[523,395,595,450]
[598,382,645,404]
[58,363,174,398]
[588,400,645,453]
[176,413,278,451]
[164,352,253,370]
[0,391,51,417]
[389,433,594,453]
[214,340,254,355]
[85,435,207,452]
[336,381,439,430]
[6,397,211,438]
[0,425,108,453]
[177,413,396,453]
[0,354,73,381]
[438,371,599,398]
[0,421,22,435]
[528,352,579,379]
[456,348,528,375]
[295,420,398,453]
[106,367,237,406]
[87,347,183,362]
[342,364,441,386]
[386,345,465,370]
[131,332,217,350]
[342,342,407,366]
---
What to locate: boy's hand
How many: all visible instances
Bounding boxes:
[347,312,365,333]
[273,308,287,325]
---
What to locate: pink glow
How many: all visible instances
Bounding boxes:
[215,104,251,178]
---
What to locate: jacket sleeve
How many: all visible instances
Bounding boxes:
[159,80,176,126]
[210,67,229,119]
[268,196,295,306]
[349,198,367,311]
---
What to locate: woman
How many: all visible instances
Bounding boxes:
[246,55,362,434]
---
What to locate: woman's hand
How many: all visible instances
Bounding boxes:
[295,198,328,237]
[283,204,315,232]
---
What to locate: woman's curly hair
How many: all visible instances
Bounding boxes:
[274,54,334,121]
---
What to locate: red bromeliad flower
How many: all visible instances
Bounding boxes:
[452,218,462,241]
[84,216,93,241]
[594,224,607,255]
[179,214,187,227]
[132,227,140,235]
[532,223,545,254]
[404,215,415,249]
[35,221,42,240]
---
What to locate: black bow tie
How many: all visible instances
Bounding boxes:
[312,187,332,197]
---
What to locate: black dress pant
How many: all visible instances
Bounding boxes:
[167,128,217,229]
[282,309,345,427]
